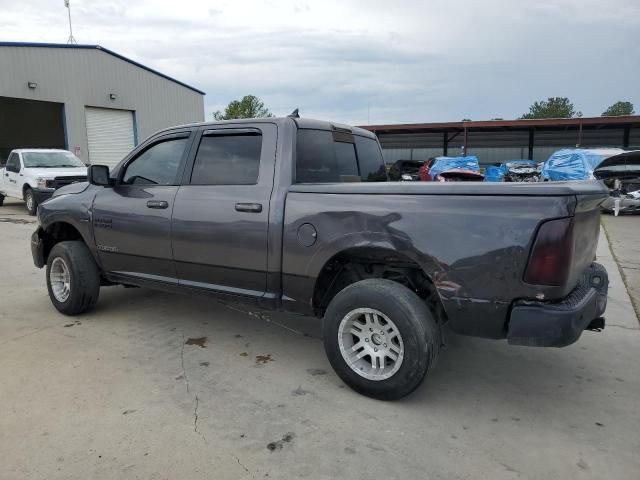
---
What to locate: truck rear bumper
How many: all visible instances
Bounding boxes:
[507,263,608,347]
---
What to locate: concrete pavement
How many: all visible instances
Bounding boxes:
[601,213,640,323]
[1,198,639,479]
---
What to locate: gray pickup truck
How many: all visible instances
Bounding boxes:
[31,117,609,399]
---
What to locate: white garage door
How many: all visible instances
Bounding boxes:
[85,107,135,167]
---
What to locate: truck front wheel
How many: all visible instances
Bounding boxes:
[323,279,441,400]
[46,241,100,315]
[24,188,37,215]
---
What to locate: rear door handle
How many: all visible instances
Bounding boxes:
[235,202,262,213]
[147,200,168,209]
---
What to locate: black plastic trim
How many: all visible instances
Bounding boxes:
[508,263,608,347]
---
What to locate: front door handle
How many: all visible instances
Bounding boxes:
[147,200,169,209]
[235,202,262,213]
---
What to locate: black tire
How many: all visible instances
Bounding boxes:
[24,188,37,215]
[46,241,100,315]
[0,194,4,206]
[323,279,441,400]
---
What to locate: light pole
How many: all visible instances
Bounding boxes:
[65,0,77,44]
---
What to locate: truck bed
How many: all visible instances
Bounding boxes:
[282,180,607,339]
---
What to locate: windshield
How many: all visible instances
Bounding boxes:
[22,151,85,168]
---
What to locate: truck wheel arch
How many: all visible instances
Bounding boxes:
[311,246,447,324]
[38,222,89,266]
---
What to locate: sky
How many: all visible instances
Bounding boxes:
[1,0,639,125]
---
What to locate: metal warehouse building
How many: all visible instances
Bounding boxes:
[0,42,205,166]
[363,116,640,165]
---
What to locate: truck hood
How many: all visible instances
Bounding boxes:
[24,166,87,178]
[52,182,90,197]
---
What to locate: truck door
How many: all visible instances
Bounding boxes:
[171,123,277,297]
[91,131,193,282]
[3,153,22,197]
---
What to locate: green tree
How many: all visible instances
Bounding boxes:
[602,101,635,116]
[521,97,582,119]
[213,95,273,120]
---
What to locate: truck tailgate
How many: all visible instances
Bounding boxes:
[567,192,608,292]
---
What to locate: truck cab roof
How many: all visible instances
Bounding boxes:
[153,116,377,140]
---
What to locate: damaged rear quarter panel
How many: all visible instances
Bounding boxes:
[282,192,575,339]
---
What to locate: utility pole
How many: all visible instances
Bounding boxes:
[65,0,77,44]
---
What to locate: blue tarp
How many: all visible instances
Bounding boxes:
[483,165,504,182]
[430,156,480,179]
[541,149,624,181]
[484,159,541,182]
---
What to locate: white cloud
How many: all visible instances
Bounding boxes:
[1,0,638,124]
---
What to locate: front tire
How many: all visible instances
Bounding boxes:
[24,188,37,215]
[323,279,441,400]
[46,241,100,315]
[0,194,4,206]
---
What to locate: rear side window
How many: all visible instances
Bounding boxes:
[334,141,359,178]
[296,129,387,183]
[191,133,262,185]
[355,136,387,182]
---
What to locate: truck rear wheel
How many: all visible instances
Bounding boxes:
[46,241,100,315]
[24,188,37,215]
[323,279,441,400]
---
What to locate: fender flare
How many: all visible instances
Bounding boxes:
[39,216,99,266]
[303,231,449,311]
[304,231,440,278]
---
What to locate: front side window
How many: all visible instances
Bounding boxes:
[296,129,387,183]
[122,137,188,185]
[6,153,20,172]
[191,132,262,185]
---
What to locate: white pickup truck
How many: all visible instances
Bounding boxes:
[0,149,87,215]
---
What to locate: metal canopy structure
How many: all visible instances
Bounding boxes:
[360,116,640,164]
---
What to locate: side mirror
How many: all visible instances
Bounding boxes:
[88,165,111,187]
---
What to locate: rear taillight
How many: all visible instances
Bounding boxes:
[524,217,573,286]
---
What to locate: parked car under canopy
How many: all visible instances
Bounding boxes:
[541,148,624,181]
[426,156,482,182]
[593,150,640,215]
